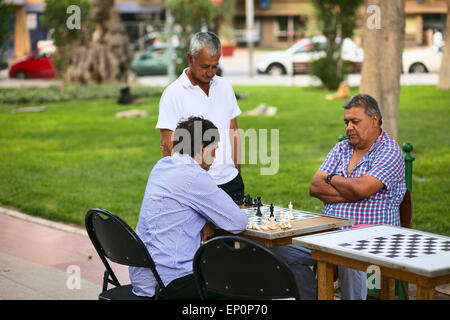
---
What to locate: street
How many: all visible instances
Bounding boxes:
[0,48,440,88]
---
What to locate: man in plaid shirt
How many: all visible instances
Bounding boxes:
[274,94,406,300]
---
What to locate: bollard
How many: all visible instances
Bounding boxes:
[402,142,415,192]
[338,135,348,142]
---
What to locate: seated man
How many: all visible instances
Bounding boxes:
[274,94,406,300]
[129,117,248,299]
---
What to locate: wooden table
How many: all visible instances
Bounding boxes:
[216,205,354,248]
[292,225,450,300]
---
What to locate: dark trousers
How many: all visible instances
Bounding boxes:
[163,274,226,300]
[218,172,245,204]
[162,274,201,300]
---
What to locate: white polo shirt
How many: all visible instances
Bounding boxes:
[156,69,241,185]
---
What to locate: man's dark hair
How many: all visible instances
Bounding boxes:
[342,94,383,126]
[173,117,220,157]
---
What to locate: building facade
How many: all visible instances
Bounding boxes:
[234,0,448,48]
[6,0,164,58]
[5,0,449,58]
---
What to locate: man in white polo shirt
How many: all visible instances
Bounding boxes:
[156,31,244,204]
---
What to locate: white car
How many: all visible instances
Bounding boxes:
[256,36,364,76]
[402,45,443,73]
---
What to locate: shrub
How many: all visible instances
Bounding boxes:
[311,56,350,91]
[0,84,164,104]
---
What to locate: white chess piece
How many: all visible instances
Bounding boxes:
[247,217,253,229]
[269,216,277,230]
[288,201,294,220]
[286,217,292,229]
[280,210,285,221]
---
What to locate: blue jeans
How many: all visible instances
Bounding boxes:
[272,244,367,300]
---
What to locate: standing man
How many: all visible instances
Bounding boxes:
[156,32,244,204]
[274,94,406,300]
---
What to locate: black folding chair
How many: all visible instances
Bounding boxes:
[85,208,166,300]
[193,236,301,300]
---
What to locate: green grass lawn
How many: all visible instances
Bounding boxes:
[0,85,449,236]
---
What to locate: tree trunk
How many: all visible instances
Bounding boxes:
[437,0,450,90]
[359,0,405,141]
[65,0,134,84]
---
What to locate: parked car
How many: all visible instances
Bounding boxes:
[131,44,170,76]
[9,45,56,79]
[257,36,364,76]
[131,44,223,77]
[402,45,443,73]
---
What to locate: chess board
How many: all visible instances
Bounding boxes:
[338,233,450,260]
[293,225,450,278]
[242,205,319,224]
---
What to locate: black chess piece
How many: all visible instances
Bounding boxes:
[255,201,262,217]
[269,203,274,218]
[257,196,262,206]
[244,194,253,207]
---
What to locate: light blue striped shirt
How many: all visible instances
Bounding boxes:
[129,153,248,297]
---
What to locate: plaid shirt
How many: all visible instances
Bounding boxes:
[319,131,406,226]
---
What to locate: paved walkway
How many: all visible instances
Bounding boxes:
[1,206,449,300]
[0,207,129,300]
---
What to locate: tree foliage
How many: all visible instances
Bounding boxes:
[0,0,12,62]
[40,0,91,79]
[165,0,218,74]
[310,0,364,90]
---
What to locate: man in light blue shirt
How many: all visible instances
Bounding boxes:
[129,117,248,299]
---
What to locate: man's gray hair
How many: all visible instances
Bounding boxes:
[188,32,222,59]
[342,94,383,126]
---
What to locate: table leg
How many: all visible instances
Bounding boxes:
[380,276,396,300]
[417,284,435,300]
[317,261,334,300]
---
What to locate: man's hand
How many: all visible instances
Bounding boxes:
[200,222,215,242]
[310,170,348,204]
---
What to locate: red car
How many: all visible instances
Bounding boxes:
[9,47,55,79]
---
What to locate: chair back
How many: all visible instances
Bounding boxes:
[193,236,300,300]
[85,208,165,291]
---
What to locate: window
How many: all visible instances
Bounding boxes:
[275,16,308,42]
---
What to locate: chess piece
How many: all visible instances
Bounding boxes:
[257,196,262,206]
[247,217,253,229]
[269,203,274,218]
[286,217,292,229]
[279,218,286,229]
[280,210,285,222]
[288,201,294,219]
[269,216,277,230]
[256,202,262,217]
[244,194,253,207]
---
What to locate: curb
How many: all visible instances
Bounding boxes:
[0,207,88,238]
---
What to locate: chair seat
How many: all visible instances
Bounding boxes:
[99,284,153,300]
